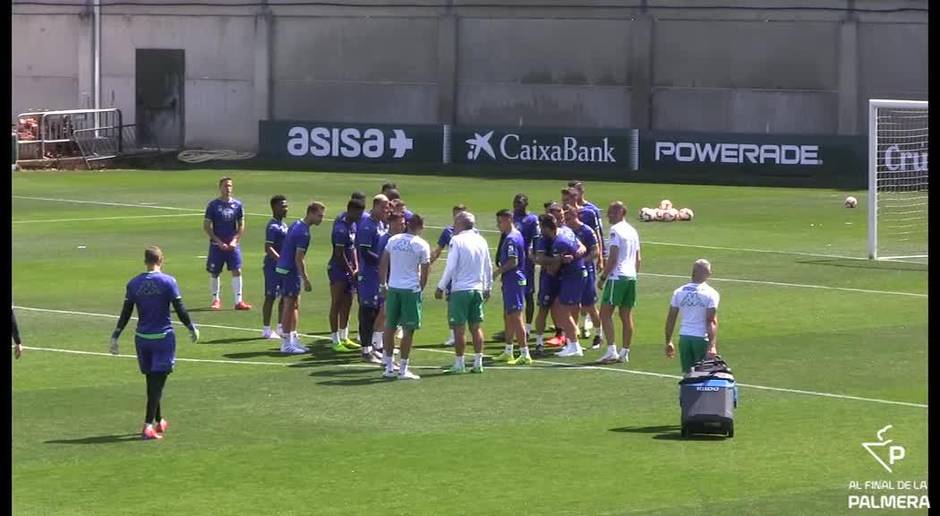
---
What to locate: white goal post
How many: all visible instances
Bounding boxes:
[867,99,929,261]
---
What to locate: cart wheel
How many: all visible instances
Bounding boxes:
[726,422,734,438]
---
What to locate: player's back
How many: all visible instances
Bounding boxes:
[277,219,310,271]
[553,226,584,275]
[127,272,179,334]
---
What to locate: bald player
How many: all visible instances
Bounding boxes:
[664,259,720,372]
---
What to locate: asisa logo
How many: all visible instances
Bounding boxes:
[287,126,413,159]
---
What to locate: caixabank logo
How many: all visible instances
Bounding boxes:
[456,127,633,167]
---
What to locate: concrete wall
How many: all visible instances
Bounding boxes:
[11,0,928,151]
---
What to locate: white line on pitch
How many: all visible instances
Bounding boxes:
[12,213,201,224]
[13,195,893,262]
[13,305,927,409]
[641,273,927,298]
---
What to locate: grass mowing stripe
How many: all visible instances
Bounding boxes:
[14,194,884,262]
[16,305,928,409]
[642,272,927,298]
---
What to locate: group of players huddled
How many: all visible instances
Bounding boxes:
[110,176,720,438]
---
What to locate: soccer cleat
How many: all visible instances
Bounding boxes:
[595,351,618,364]
[618,349,630,363]
[470,364,484,374]
[341,338,361,350]
[234,301,252,311]
[210,299,222,310]
[544,335,565,348]
[507,354,532,366]
[398,370,421,380]
[362,353,383,364]
[491,351,514,362]
[156,419,169,434]
[556,343,584,357]
[443,364,467,374]
[280,344,306,355]
[382,370,398,379]
[141,424,163,440]
[590,336,603,350]
[331,342,355,353]
[262,329,281,340]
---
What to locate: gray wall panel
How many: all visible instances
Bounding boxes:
[457,84,631,128]
[273,82,438,124]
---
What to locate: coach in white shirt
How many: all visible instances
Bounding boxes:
[597,201,641,364]
[435,212,493,374]
[664,259,720,372]
[379,214,431,380]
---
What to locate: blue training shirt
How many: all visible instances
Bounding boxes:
[264,218,288,268]
[205,198,244,245]
[276,219,311,273]
[125,271,181,335]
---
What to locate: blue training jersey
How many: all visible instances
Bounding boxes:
[328,215,357,271]
[513,211,540,252]
[437,225,455,248]
[573,224,598,272]
[205,198,244,245]
[276,219,311,273]
[498,229,527,283]
[552,226,584,277]
[356,215,387,270]
[125,271,181,335]
[264,218,288,268]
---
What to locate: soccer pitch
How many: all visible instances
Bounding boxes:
[12,169,928,515]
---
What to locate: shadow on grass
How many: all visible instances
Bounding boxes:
[222,349,288,359]
[610,425,729,441]
[45,433,141,445]
[202,337,263,345]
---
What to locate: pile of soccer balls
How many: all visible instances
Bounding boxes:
[638,200,693,222]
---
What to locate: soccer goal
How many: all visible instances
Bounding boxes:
[867,99,928,261]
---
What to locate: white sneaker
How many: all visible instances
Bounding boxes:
[556,343,584,357]
[443,335,456,346]
[262,329,281,340]
[382,369,398,379]
[398,370,421,380]
[291,339,309,353]
[280,344,305,355]
[596,350,617,364]
[618,349,630,363]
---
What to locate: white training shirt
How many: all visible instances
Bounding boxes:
[437,229,493,293]
[385,233,431,292]
[670,281,720,338]
[607,220,640,279]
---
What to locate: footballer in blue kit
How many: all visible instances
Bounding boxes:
[327,198,366,353]
[564,204,604,349]
[275,201,326,354]
[541,212,589,357]
[356,194,391,361]
[492,209,532,365]
[110,246,199,440]
[512,194,540,328]
[262,195,289,339]
[203,177,251,311]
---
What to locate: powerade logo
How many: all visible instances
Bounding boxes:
[286,126,414,159]
[466,131,617,163]
[655,141,821,166]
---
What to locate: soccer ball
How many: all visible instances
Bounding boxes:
[653,208,665,221]
[659,199,673,211]
[678,208,694,221]
[639,207,654,222]
[844,196,858,208]
[661,208,677,222]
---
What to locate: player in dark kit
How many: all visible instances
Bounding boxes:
[327,198,366,353]
[511,194,540,335]
[110,246,199,440]
[204,177,251,311]
[262,195,289,340]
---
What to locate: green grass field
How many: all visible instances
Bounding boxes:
[12,169,928,515]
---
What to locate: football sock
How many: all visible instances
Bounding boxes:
[619,348,629,359]
[535,334,544,347]
[473,353,483,369]
[340,327,348,340]
[400,358,410,373]
[231,276,243,303]
[263,325,271,333]
[331,332,340,344]
[290,331,298,343]
[210,277,220,300]
[383,354,393,373]
[608,344,617,355]
[521,345,530,358]
[155,402,161,423]
[276,323,283,334]
[504,344,513,355]
[455,355,465,369]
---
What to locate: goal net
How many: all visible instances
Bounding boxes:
[868,99,928,261]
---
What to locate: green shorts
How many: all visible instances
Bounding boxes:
[600,277,637,308]
[448,290,485,327]
[679,335,710,372]
[385,288,422,330]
